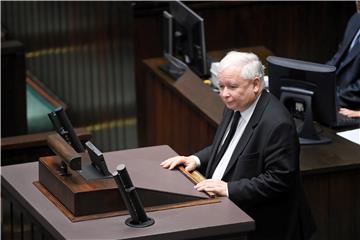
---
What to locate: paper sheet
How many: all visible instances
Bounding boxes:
[336,128,360,145]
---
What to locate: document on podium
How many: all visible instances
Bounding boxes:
[336,128,360,145]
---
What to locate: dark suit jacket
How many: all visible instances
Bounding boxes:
[327,13,360,109]
[195,91,316,240]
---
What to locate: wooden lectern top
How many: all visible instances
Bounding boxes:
[103,146,208,198]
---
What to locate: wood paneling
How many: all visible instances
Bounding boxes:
[302,170,360,240]
[1,187,55,240]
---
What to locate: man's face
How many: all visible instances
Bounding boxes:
[218,66,260,112]
[357,0,360,13]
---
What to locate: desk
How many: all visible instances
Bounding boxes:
[139,48,360,240]
[1,145,254,240]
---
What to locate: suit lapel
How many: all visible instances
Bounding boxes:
[337,16,360,70]
[223,91,270,178]
[205,109,233,177]
[336,36,354,67]
[339,45,360,71]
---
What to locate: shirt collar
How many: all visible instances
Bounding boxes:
[238,92,262,123]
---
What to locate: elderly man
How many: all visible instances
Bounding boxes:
[161,52,316,240]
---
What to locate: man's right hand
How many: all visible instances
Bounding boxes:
[160,156,197,172]
[339,108,360,118]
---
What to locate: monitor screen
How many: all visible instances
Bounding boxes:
[161,1,209,79]
[267,56,337,144]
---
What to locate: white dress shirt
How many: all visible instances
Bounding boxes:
[211,94,261,180]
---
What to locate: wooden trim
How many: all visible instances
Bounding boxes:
[33,181,220,223]
[1,128,91,151]
[26,71,66,109]
[178,166,216,198]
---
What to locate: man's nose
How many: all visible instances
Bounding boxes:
[220,88,230,97]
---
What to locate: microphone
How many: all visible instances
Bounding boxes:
[112,164,154,228]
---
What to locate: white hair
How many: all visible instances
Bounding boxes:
[218,51,265,86]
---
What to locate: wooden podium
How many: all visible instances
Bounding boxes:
[2,145,254,239]
[35,148,218,222]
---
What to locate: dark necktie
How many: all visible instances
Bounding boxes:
[209,111,241,176]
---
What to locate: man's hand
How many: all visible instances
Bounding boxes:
[339,108,360,118]
[160,156,197,172]
[194,179,228,197]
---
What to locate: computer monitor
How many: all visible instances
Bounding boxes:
[267,56,337,145]
[161,0,210,80]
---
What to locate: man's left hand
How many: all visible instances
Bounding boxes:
[194,179,228,197]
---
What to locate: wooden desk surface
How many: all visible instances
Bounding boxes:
[1,145,254,240]
[300,127,360,175]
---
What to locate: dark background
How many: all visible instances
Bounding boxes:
[1,1,356,151]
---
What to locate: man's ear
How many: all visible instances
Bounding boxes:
[253,77,261,93]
